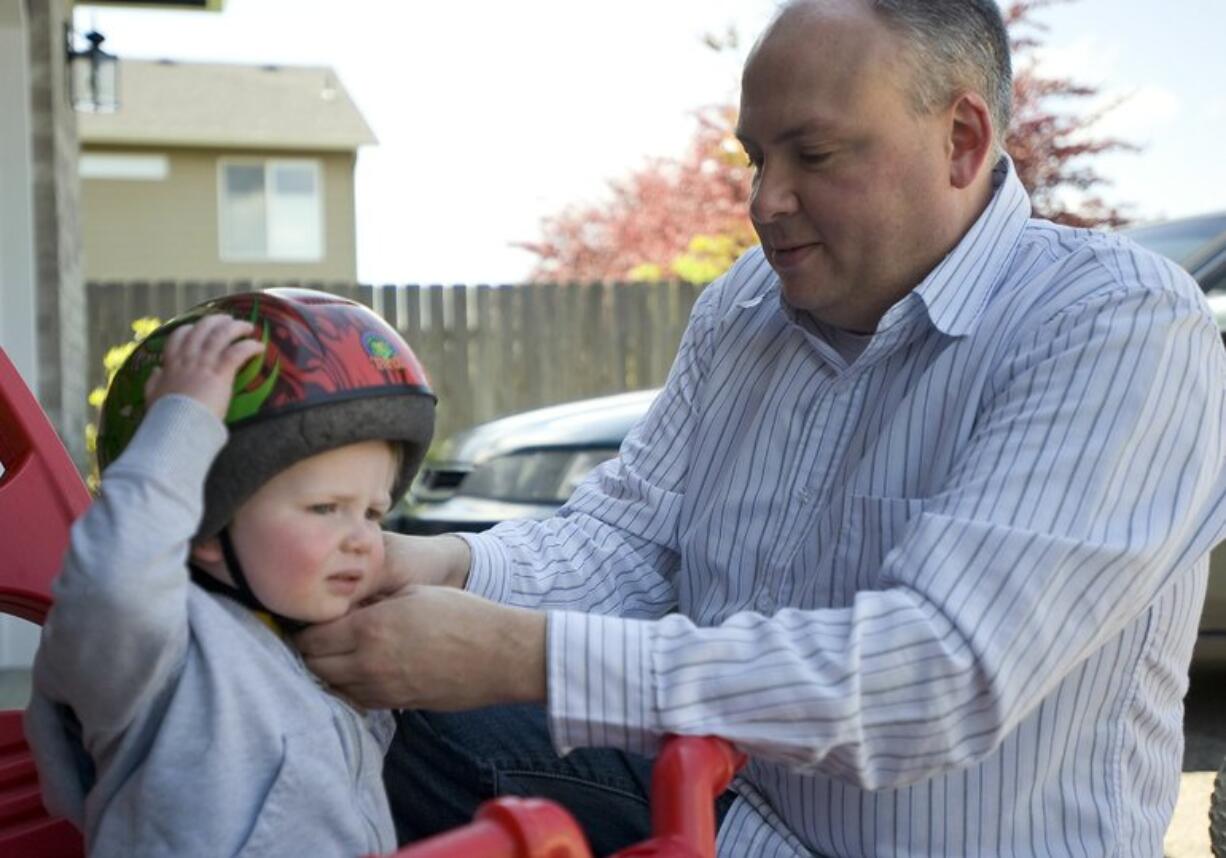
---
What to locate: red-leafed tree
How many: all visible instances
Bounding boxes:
[521,0,1135,283]
[1003,0,1136,228]
[516,104,756,285]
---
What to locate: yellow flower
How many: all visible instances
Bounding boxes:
[84,316,162,491]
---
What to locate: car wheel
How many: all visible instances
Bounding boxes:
[1212,754,1226,858]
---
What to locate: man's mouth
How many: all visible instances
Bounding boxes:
[770,242,820,269]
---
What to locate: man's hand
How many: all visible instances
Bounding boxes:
[144,315,264,420]
[295,586,546,711]
[377,532,472,592]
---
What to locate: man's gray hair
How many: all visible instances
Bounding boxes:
[780,0,1013,146]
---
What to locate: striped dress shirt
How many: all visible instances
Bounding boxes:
[463,159,1226,856]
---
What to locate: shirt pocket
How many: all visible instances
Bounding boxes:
[812,494,927,607]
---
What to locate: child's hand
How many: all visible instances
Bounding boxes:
[144,315,265,421]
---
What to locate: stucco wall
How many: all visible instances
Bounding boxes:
[0,0,38,388]
[28,0,87,470]
[81,145,361,282]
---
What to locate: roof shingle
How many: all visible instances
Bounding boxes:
[78,59,377,150]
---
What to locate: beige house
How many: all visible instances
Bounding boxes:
[79,59,375,282]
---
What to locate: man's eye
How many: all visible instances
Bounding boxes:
[309,503,338,515]
[801,151,833,166]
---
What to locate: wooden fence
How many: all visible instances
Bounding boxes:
[86,281,704,441]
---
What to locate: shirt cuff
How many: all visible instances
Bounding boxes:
[457,531,513,604]
[546,611,661,758]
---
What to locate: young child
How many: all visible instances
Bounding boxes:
[24,288,435,856]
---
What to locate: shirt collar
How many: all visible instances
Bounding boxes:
[907,155,1032,338]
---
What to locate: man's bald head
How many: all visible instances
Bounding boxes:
[757,0,1012,153]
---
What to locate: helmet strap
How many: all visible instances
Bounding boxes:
[188,527,307,634]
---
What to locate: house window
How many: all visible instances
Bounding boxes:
[218,160,323,262]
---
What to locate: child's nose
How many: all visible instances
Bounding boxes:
[342,520,377,554]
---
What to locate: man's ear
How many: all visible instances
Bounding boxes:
[190,537,223,566]
[947,91,995,190]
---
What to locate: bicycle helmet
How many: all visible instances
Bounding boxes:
[97,288,436,540]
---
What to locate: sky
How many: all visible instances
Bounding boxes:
[74,0,1226,286]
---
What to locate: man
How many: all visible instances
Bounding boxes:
[299,1,1226,854]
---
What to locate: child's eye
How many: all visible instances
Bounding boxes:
[308,503,338,515]
[365,507,385,522]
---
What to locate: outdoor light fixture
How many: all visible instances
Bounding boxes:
[66,28,119,113]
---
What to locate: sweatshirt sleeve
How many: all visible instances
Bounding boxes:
[32,395,227,748]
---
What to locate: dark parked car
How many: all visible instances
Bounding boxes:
[393,211,1226,667]
[1123,210,1226,295]
[391,388,658,535]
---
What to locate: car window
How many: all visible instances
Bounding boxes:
[1201,253,1226,295]
[1123,214,1226,268]
[461,448,619,503]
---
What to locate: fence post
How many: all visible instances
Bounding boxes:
[578,283,604,396]
[498,286,519,418]
[444,287,472,434]
[150,280,181,326]
[535,282,559,402]
[520,284,542,410]
[611,282,631,392]
[556,284,579,402]
[649,281,672,385]
[474,285,497,426]
[420,287,445,435]
[405,286,426,371]
[630,282,650,390]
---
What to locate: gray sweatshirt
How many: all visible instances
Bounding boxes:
[24,395,398,857]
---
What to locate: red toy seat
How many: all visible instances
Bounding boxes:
[0,347,89,856]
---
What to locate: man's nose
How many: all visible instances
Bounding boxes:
[749,161,798,224]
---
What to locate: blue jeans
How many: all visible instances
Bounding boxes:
[383,705,733,857]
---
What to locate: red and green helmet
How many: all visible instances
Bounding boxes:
[97,288,436,538]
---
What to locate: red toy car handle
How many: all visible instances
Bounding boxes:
[613,734,746,858]
[383,735,746,858]
[382,796,589,858]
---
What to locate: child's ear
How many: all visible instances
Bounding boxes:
[190,537,223,566]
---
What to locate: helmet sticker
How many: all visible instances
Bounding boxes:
[362,331,407,371]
